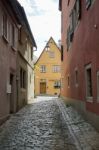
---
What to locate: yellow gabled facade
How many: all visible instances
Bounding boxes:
[34,37,61,96]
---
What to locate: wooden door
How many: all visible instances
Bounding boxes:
[40,82,46,94]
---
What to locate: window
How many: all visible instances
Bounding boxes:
[20,68,26,89]
[69,12,74,42]
[75,69,78,87]
[31,47,33,60]
[97,71,99,102]
[86,0,91,9]
[86,0,95,9]
[61,45,63,61]
[40,65,46,73]
[76,0,81,20]
[67,0,81,51]
[67,27,71,51]
[85,64,93,101]
[11,24,15,47]
[67,0,70,5]
[49,51,55,58]
[53,65,61,73]
[67,75,70,88]
[18,27,22,42]
[54,80,61,89]
[3,13,8,39]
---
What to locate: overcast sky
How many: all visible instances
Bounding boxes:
[17,0,61,57]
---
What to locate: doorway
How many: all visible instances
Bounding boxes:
[40,82,46,94]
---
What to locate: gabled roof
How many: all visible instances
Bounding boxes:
[6,0,37,47]
[35,37,61,65]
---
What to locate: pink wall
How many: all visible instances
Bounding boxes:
[61,0,99,114]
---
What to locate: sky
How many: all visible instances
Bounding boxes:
[17,0,61,57]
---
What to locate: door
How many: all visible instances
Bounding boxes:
[40,82,46,94]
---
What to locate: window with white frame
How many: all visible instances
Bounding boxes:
[3,13,8,39]
[40,65,46,73]
[52,65,61,73]
[85,64,93,101]
[97,71,99,102]
[54,80,61,89]
[11,24,15,47]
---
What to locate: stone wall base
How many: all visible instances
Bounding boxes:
[0,115,10,126]
[61,96,99,132]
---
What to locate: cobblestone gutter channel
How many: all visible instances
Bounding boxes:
[0,97,99,150]
[56,98,99,150]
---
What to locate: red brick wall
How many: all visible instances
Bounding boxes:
[61,0,99,114]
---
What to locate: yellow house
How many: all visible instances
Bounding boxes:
[34,37,61,96]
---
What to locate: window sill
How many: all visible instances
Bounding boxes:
[2,35,9,44]
[86,97,93,103]
[97,97,99,103]
[21,88,26,92]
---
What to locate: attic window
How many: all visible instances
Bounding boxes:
[49,51,55,58]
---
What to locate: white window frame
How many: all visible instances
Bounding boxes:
[2,13,8,42]
[40,65,46,73]
[52,65,60,73]
[85,64,93,102]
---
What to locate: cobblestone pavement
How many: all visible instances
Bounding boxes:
[0,96,99,150]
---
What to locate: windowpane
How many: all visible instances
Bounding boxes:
[53,65,60,73]
[20,68,26,89]
[85,65,93,99]
[40,65,46,73]
[11,24,15,47]
[54,80,61,89]
[3,14,7,38]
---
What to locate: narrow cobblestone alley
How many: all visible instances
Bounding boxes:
[0,96,99,150]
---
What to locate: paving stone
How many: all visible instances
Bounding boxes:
[0,96,99,150]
